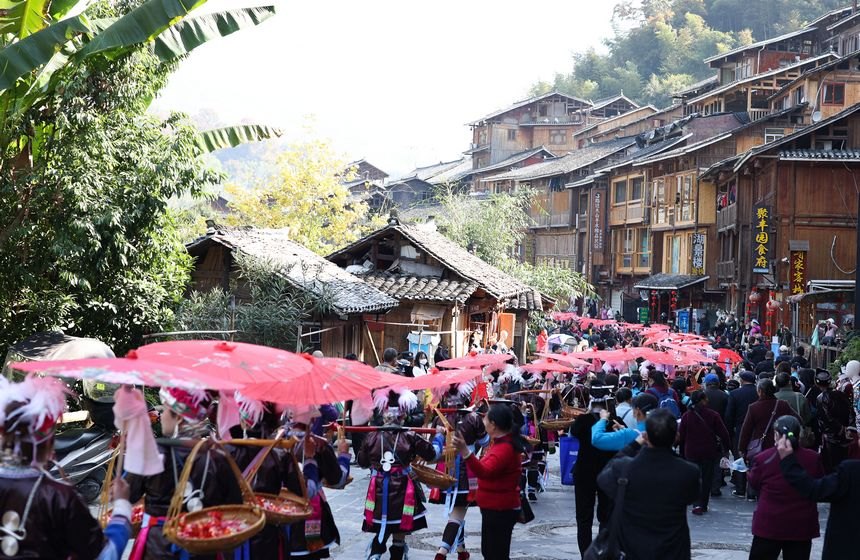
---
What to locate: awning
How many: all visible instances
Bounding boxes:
[634,274,709,291]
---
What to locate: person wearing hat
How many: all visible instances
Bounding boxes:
[748,416,824,560]
[815,369,854,472]
[359,389,440,560]
[0,376,133,559]
[749,318,762,338]
[777,425,860,560]
[774,345,792,368]
[569,386,616,556]
[823,319,839,346]
[126,387,244,559]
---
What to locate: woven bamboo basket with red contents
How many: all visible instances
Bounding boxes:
[163,440,265,554]
[412,405,457,490]
[98,448,144,536]
[246,440,313,526]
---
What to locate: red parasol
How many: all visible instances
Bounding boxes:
[393,368,483,391]
[716,348,744,365]
[520,361,575,374]
[240,354,407,406]
[436,352,512,369]
[133,340,311,385]
[569,347,645,363]
[533,352,591,368]
[550,312,580,322]
[10,356,241,391]
[646,349,714,367]
[579,318,619,329]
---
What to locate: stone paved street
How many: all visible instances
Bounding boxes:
[325,452,829,560]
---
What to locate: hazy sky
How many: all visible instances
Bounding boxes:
[153,0,618,177]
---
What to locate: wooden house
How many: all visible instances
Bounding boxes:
[343,159,389,211]
[327,217,551,362]
[469,147,556,194]
[701,103,860,340]
[769,49,860,123]
[186,226,398,359]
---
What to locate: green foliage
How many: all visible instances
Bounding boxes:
[829,335,860,375]
[533,0,843,108]
[435,188,595,310]
[175,253,333,351]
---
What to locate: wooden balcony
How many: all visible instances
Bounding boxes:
[717,260,735,281]
[748,108,771,121]
[717,203,737,232]
[531,212,572,228]
[609,202,646,226]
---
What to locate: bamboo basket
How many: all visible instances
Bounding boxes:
[537,396,573,431]
[561,405,587,420]
[245,437,313,525]
[163,440,265,554]
[98,448,143,536]
[411,405,457,490]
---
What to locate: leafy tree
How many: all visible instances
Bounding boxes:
[0,0,276,353]
[175,252,333,351]
[224,138,385,255]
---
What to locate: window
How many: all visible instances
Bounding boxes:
[615,228,650,271]
[549,129,566,145]
[681,176,693,221]
[613,180,627,204]
[630,177,644,201]
[793,86,804,106]
[638,230,651,268]
[764,128,785,143]
[507,129,517,141]
[622,229,634,268]
[823,82,845,105]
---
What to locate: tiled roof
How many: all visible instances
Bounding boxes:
[470,146,556,176]
[482,138,635,182]
[779,149,860,160]
[469,91,592,125]
[428,157,473,185]
[590,94,639,111]
[504,289,546,311]
[595,134,693,173]
[633,274,709,290]
[703,27,816,64]
[187,227,398,315]
[359,271,478,303]
[329,223,539,301]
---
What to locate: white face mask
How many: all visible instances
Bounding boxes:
[419,359,428,366]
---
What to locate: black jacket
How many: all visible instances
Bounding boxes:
[725,384,759,438]
[598,447,699,560]
[754,359,775,375]
[780,456,860,559]
[703,387,729,422]
[570,412,615,480]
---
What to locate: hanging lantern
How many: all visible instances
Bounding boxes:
[749,289,763,305]
[766,298,782,312]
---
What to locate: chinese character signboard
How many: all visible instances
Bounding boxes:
[691,232,706,275]
[752,204,772,274]
[591,186,606,252]
[790,251,807,295]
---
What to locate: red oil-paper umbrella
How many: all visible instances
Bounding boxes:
[392,368,483,391]
[436,351,512,369]
[133,340,312,386]
[240,354,408,406]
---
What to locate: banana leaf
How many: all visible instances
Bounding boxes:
[77,0,207,59]
[0,0,50,38]
[196,125,282,153]
[153,5,275,61]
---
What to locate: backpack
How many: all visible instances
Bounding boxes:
[650,387,681,418]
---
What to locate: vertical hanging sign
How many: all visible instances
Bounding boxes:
[591,186,606,252]
[752,204,772,274]
[790,251,807,295]
[691,232,706,275]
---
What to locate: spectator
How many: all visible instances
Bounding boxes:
[726,371,759,455]
[739,380,800,498]
[570,388,615,556]
[775,372,812,428]
[755,351,776,376]
[815,369,854,472]
[678,390,731,515]
[592,393,659,452]
[598,410,699,560]
[412,351,430,377]
[703,373,729,420]
[791,346,809,369]
[748,416,824,560]
[672,377,691,414]
[777,432,860,560]
[376,347,401,374]
[749,319,763,338]
[747,335,767,366]
[774,345,792,368]
[452,404,524,560]
[615,387,637,430]
[646,371,682,418]
[822,319,838,346]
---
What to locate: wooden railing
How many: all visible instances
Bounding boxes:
[717,203,737,232]
[748,108,771,121]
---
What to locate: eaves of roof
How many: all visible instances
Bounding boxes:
[703,27,816,64]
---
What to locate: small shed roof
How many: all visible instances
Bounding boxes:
[482,138,635,182]
[187,227,398,315]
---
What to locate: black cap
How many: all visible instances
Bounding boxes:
[815,368,832,384]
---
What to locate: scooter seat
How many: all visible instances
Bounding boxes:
[54,427,104,453]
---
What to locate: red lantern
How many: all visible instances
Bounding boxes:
[766,298,781,312]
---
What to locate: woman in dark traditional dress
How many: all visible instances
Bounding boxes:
[0,376,132,560]
[359,390,440,560]
[429,383,489,560]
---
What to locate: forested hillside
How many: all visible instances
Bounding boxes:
[532,0,847,107]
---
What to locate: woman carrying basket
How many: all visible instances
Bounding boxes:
[278,404,351,559]
[358,389,441,560]
[0,376,132,560]
[126,387,243,560]
[429,382,489,560]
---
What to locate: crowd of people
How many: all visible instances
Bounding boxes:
[2,315,860,560]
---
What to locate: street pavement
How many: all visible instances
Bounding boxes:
[324,452,829,559]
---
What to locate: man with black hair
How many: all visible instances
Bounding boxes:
[376,347,400,374]
[598,409,699,559]
[755,351,776,375]
[790,346,809,369]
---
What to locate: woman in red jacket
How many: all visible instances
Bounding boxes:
[453,403,525,560]
[678,390,731,515]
